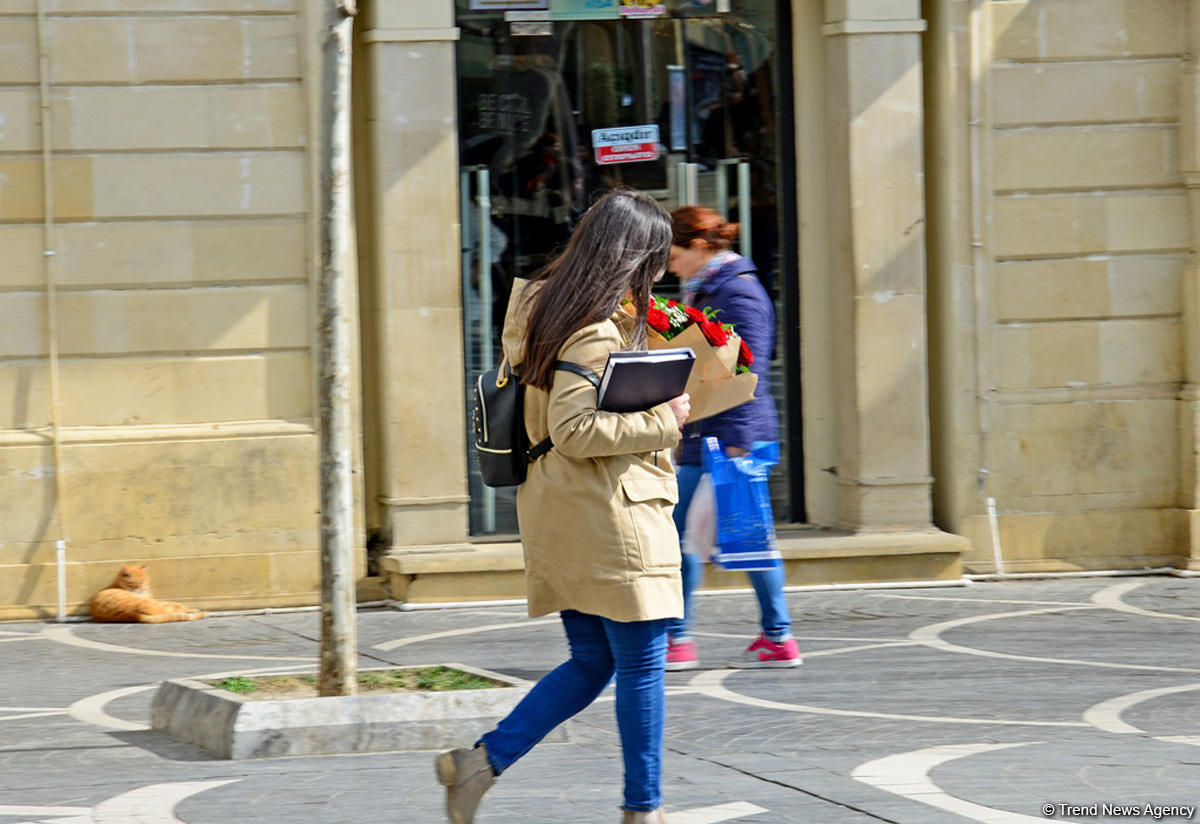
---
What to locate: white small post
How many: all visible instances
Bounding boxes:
[986,496,1005,577]
[55,539,67,622]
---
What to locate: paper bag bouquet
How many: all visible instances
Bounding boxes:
[625,297,759,422]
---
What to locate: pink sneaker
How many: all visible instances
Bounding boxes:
[665,639,699,671]
[729,635,802,669]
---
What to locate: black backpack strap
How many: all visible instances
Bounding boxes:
[523,361,599,463]
[527,436,554,461]
[554,360,600,388]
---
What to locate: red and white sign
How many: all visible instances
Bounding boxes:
[592,125,660,166]
[619,0,665,17]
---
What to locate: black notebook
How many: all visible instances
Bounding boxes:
[597,347,696,413]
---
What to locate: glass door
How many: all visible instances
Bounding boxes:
[455,1,797,536]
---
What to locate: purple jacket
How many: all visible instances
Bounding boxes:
[677,255,779,465]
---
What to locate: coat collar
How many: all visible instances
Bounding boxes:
[693,255,757,300]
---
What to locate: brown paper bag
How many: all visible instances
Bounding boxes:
[646,324,757,421]
[685,370,758,421]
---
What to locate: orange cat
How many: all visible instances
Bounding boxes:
[90,564,207,623]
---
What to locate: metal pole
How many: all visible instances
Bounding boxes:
[716,158,739,219]
[677,162,699,206]
[460,168,474,337]
[35,0,71,622]
[317,0,358,697]
[477,168,496,532]
[737,160,752,257]
[716,162,729,218]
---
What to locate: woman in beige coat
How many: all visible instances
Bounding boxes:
[437,189,690,824]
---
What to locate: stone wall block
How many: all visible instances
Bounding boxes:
[379,128,461,308]
[42,85,305,152]
[964,509,1179,566]
[993,62,1179,126]
[54,352,311,426]
[244,16,300,78]
[53,285,307,355]
[0,293,45,358]
[852,293,931,478]
[0,226,44,290]
[0,87,39,152]
[382,306,466,497]
[994,322,1100,388]
[994,254,1184,322]
[992,0,1184,60]
[1108,254,1184,316]
[0,18,37,84]
[0,362,50,430]
[210,84,306,148]
[0,156,94,220]
[47,18,135,83]
[54,86,209,152]
[993,192,1189,258]
[89,152,305,218]
[1097,318,1182,384]
[994,258,1110,321]
[824,0,920,22]
[988,400,1177,504]
[5,1,297,11]
[0,432,320,568]
[64,435,317,540]
[135,17,245,81]
[836,482,931,531]
[50,220,307,287]
[376,43,458,125]
[994,126,1179,191]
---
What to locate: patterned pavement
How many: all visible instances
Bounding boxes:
[1,576,1199,823]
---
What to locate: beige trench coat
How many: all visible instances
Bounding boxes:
[501,279,684,622]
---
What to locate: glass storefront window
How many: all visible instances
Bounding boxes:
[456,0,799,536]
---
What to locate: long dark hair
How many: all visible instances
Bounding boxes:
[522,188,671,390]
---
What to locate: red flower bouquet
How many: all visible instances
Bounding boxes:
[645,296,749,373]
[624,296,759,421]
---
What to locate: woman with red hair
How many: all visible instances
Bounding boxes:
[664,205,800,671]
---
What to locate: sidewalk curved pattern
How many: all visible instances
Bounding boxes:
[851,742,1080,823]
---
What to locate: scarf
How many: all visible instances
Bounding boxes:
[682,250,741,307]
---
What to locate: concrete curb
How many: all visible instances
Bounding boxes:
[150,662,567,759]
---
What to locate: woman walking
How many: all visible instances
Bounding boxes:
[436,189,690,824]
[663,205,800,671]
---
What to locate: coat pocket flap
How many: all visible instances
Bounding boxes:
[620,475,679,505]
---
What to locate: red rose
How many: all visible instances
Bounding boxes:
[699,320,729,347]
[647,306,671,333]
[683,305,707,324]
[667,299,679,307]
[737,338,754,367]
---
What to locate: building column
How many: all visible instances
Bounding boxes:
[821,0,934,530]
[359,1,470,550]
[1178,1,1200,571]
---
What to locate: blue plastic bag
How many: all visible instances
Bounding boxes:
[701,437,783,571]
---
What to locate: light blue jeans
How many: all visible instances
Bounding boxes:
[479,610,669,812]
[665,463,793,642]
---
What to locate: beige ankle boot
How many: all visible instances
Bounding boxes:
[435,743,495,824]
[620,808,672,824]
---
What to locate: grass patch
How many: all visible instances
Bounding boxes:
[206,666,505,699]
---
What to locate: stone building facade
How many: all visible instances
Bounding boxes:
[1,0,1196,620]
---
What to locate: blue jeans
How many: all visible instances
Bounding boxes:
[665,462,792,642]
[479,610,669,812]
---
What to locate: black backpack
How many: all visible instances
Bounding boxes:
[472,358,599,487]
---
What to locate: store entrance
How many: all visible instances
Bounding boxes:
[455,1,798,535]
